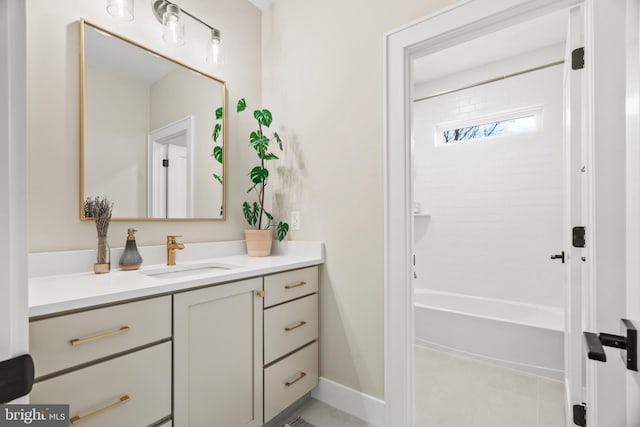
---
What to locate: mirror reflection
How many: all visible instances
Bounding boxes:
[81,20,225,220]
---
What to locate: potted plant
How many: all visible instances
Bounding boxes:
[237,98,289,256]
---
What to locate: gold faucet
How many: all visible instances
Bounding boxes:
[166,235,185,265]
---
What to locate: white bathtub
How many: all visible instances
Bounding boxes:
[414,289,564,381]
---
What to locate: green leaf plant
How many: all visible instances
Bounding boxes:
[238,98,289,241]
[211,106,224,181]
[212,106,224,216]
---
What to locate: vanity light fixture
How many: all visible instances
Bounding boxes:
[206,29,224,64]
[161,3,185,46]
[106,0,134,21]
[151,0,224,63]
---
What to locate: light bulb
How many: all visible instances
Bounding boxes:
[106,0,134,21]
[162,4,185,46]
[206,29,224,64]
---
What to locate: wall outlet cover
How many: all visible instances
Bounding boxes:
[291,211,301,230]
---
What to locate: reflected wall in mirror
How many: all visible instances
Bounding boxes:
[80,20,226,220]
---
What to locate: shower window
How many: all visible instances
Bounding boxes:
[436,106,541,146]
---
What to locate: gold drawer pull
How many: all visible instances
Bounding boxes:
[285,321,307,332]
[285,281,307,289]
[285,372,307,387]
[70,326,130,346]
[70,395,130,424]
[256,290,265,298]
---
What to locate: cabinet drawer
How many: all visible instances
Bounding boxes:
[31,342,171,427]
[264,294,318,364]
[30,296,171,378]
[264,342,318,422]
[264,266,318,308]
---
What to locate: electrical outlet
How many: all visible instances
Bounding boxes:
[291,211,301,231]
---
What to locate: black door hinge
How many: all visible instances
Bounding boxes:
[572,47,585,70]
[573,403,586,426]
[162,159,169,167]
[573,226,586,248]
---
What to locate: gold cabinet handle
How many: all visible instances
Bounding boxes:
[285,372,307,387]
[70,395,130,424]
[284,281,306,289]
[285,321,307,332]
[256,290,265,298]
[69,326,130,346]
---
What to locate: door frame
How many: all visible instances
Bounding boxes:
[148,116,194,218]
[383,0,585,425]
[0,0,29,401]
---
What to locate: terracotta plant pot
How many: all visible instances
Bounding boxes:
[244,229,273,257]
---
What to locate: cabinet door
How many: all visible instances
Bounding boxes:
[174,278,263,427]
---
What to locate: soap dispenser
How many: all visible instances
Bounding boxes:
[119,228,143,270]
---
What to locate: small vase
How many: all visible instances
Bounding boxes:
[95,235,111,274]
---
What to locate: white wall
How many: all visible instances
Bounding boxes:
[27,0,261,251]
[85,64,150,216]
[262,0,459,400]
[413,62,564,308]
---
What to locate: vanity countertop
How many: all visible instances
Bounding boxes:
[29,241,324,318]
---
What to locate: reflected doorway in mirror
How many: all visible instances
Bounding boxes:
[148,116,193,218]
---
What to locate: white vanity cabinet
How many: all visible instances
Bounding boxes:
[28,259,321,427]
[29,296,172,427]
[263,266,319,422]
[173,277,264,427]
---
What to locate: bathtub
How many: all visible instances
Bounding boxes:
[414,289,564,381]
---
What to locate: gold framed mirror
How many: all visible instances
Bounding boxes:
[80,19,226,221]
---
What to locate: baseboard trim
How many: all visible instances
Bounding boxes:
[311,377,385,426]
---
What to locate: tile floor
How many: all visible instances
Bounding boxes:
[286,347,566,427]
[414,346,566,427]
[285,398,376,427]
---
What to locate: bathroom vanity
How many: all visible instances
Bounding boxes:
[28,241,323,427]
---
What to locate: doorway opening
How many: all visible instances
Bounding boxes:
[411,8,572,426]
[148,116,194,218]
[383,1,592,425]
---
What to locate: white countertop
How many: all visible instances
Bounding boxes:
[29,241,324,318]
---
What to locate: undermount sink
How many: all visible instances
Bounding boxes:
[143,262,237,279]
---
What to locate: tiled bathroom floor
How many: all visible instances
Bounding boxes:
[286,398,377,427]
[415,346,566,427]
[287,347,566,427]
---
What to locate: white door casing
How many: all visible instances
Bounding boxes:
[563,4,586,424]
[0,0,28,403]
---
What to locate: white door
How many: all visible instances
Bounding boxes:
[583,0,640,425]
[625,1,640,423]
[0,0,29,403]
[167,144,187,218]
